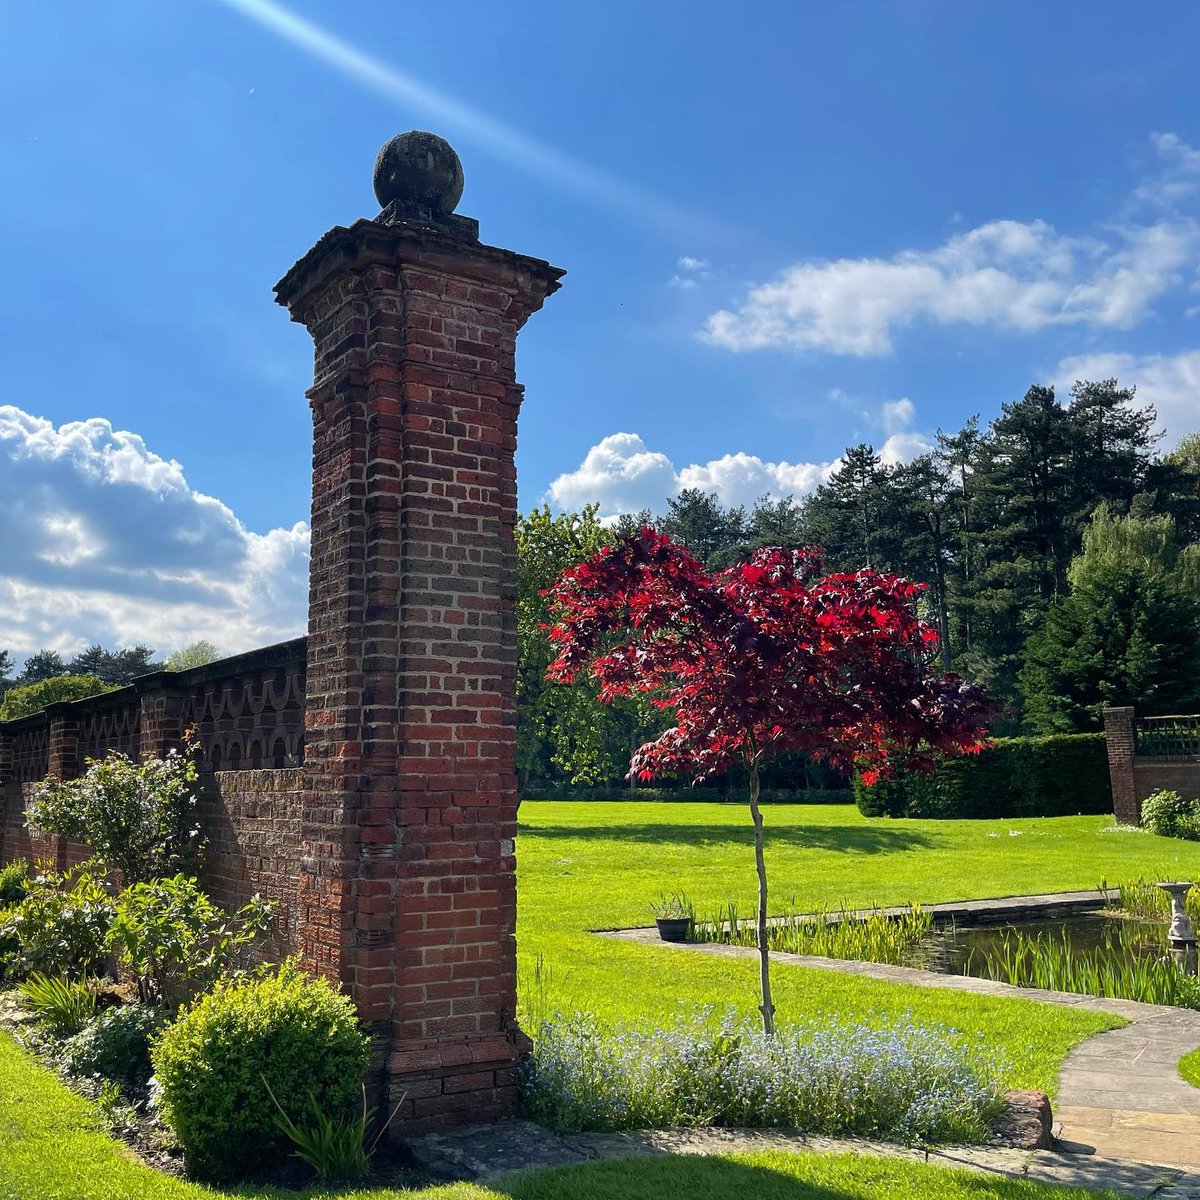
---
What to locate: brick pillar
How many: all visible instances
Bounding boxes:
[275,132,563,1130]
[45,704,83,868]
[1104,706,1139,824]
[0,728,12,863]
[136,673,186,759]
[46,705,82,782]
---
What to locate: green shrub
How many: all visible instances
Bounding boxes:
[1141,789,1200,839]
[108,875,272,1007]
[0,858,30,904]
[17,973,97,1035]
[0,864,114,979]
[0,675,114,720]
[854,733,1112,819]
[152,962,370,1181]
[26,742,201,885]
[60,1004,168,1088]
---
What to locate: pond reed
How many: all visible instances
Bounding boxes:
[971,920,1200,1009]
[693,902,934,966]
[1109,877,1200,925]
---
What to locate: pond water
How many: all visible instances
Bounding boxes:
[915,912,1171,978]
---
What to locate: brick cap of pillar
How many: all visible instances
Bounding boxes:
[1103,706,1136,718]
[274,132,564,323]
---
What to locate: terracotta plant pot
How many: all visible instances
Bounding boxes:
[655,917,691,943]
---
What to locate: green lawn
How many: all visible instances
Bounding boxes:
[515,803,1200,1093]
[8,802,1200,1198]
[1180,1047,1200,1089]
[0,1032,1119,1200]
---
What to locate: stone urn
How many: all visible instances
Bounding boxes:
[1157,882,1198,975]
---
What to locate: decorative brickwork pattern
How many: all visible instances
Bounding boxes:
[76,694,141,762]
[0,645,308,872]
[179,640,306,771]
[6,721,48,784]
[276,201,562,1129]
[1135,715,1200,760]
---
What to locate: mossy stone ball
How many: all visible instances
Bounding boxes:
[373,130,465,213]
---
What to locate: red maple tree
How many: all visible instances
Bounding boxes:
[545,529,995,1032]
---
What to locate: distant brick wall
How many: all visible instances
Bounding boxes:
[0,643,307,875]
[1104,707,1200,824]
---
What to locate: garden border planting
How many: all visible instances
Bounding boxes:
[604,926,1200,1170]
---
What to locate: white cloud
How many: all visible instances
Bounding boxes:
[1053,351,1200,447]
[880,398,915,434]
[1133,132,1200,208]
[544,427,931,519]
[704,217,1197,356]
[879,431,933,465]
[669,254,712,290]
[0,406,308,663]
[544,433,679,515]
[704,134,1200,357]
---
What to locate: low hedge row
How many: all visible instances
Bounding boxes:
[520,784,852,805]
[854,733,1111,819]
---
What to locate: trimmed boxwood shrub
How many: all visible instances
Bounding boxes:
[855,733,1111,819]
[152,962,370,1181]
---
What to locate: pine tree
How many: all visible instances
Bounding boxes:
[16,649,67,684]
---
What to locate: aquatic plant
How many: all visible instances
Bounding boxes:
[971,921,1200,1009]
[694,902,934,967]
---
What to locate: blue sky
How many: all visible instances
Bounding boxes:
[1,1,1198,661]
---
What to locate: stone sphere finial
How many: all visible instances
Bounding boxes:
[373,131,465,213]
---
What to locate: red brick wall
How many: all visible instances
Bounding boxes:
[2,146,564,1138]
[198,768,304,961]
[1133,762,1200,807]
[1103,707,1139,823]
[1104,706,1200,823]
[276,211,562,1129]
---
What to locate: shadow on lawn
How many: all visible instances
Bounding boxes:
[476,1151,1072,1200]
[484,1157,873,1199]
[518,822,941,854]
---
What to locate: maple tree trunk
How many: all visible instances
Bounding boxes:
[748,762,775,1035]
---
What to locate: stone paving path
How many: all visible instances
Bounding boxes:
[601,925,1200,1188]
[410,1120,1200,1198]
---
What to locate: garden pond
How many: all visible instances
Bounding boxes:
[920,912,1173,976]
[696,884,1200,1008]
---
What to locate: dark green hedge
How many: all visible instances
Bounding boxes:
[521,784,852,805]
[854,734,1111,819]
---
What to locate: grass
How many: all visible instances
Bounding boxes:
[9,802,1200,1195]
[1180,1047,1200,1089]
[0,1032,1120,1200]
[515,803,1200,1094]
